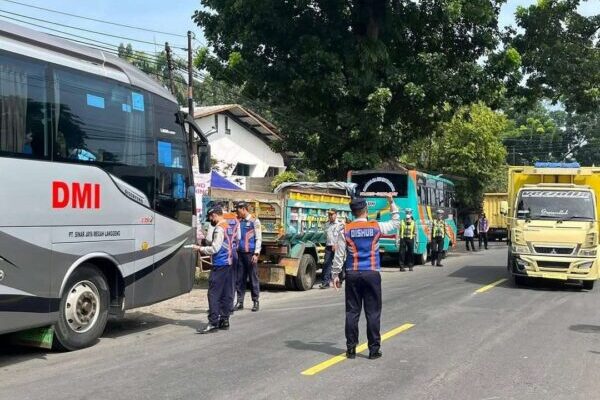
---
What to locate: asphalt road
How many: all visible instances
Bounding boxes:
[2,244,600,400]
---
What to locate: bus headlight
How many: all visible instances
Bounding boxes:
[578,262,594,270]
[512,245,529,254]
[579,248,597,257]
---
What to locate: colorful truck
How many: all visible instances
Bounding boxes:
[482,192,508,241]
[503,163,600,289]
[204,183,353,290]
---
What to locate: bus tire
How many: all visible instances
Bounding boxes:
[582,280,595,290]
[295,254,316,291]
[415,253,426,265]
[53,264,109,351]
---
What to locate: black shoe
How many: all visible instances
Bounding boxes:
[235,303,244,311]
[346,347,356,359]
[319,283,330,289]
[368,350,382,360]
[252,301,259,312]
[197,324,219,334]
[409,267,413,271]
[400,267,406,272]
[218,319,230,330]
[437,263,443,267]
[431,262,435,266]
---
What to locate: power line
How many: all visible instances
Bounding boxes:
[0,0,187,38]
[0,9,187,49]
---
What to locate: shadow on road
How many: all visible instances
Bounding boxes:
[285,340,345,356]
[448,265,509,285]
[569,324,600,334]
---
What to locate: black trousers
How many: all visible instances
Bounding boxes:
[399,238,414,267]
[208,266,233,325]
[237,252,260,303]
[431,237,444,265]
[345,271,382,354]
[321,246,335,285]
[478,232,488,249]
[465,237,475,251]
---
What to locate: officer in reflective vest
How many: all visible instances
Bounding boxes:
[234,201,262,312]
[331,194,400,360]
[431,210,446,267]
[224,211,241,313]
[193,207,235,334]
[399,209,416,272]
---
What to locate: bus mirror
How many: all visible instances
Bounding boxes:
[500,201,508,216]
[197,143,211,174]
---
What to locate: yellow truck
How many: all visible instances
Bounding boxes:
[502,163,600,289]
[482,192,508,241]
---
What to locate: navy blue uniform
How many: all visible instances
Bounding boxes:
[206,221,234,325]
[237,216,260,303]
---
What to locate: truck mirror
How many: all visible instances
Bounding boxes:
[197,143,211,174]
[517,209,530,218]
[500,201,509,216]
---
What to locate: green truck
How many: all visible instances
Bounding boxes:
[205,183,354,290]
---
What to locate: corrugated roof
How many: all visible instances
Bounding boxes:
[194,104,282,143]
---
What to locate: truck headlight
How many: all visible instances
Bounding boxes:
[512,245,529,254]
[578,261,593,269]
[579,248,597,257]
[515,258,529,271]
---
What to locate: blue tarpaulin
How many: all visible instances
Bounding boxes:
[211,171,242,190]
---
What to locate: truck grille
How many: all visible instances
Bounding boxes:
[537,261,570,270]
[533,246,574,255]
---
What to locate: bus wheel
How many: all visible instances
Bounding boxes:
[415,253,426,265]
[54,264,109,351]
[582,280,595,290]
[295,254,316,291]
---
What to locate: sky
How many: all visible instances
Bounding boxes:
[0,0,597,58]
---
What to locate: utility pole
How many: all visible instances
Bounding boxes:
[164,42,176,95]
[187,30,196,155]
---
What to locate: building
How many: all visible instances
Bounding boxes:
[193,104,286,189]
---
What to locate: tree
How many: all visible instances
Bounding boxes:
[508,0,600,114]
[403,103,508,212]
[193,0,512,178]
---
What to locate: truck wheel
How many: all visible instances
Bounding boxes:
[582,280,595,290]
[295,254,316,291]
[53,264,109,351]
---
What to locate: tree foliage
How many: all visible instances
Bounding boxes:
[508,0,600,114]
[193,0,511,178]
[403,103,508,211]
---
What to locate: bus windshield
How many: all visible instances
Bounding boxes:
[350,172,408,197]
[516,190,595,221]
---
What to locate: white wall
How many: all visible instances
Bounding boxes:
[196,113,286,179]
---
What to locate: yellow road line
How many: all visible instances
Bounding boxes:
[301,323,415,376]
[475,278,508,294]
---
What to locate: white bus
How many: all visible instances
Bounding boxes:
[0,22,210,350]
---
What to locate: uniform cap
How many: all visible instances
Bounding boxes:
[327,208,337,214]
[404,208,413,214]
[436,209,444,214]
[235,201,249,209]
[349,197,367,211]
[207,206,223,216]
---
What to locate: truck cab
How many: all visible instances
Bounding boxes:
[505,163,600,289]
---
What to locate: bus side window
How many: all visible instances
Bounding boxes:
[0,52,49,160]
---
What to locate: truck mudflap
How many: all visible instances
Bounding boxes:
[257,263,286,286]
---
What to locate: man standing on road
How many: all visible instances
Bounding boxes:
[320,209,344,289]
[193,207,234,334]
[399,209,415,272]
[477,213,489,250]
[234,201,262,312]
[431,210,446,267]
[331,194,400,360]
[224,210,241,313]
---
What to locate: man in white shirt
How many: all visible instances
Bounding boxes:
[319,209,344,289]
